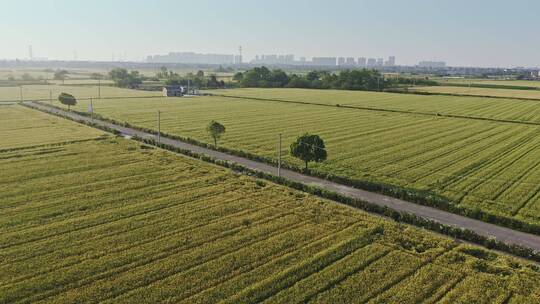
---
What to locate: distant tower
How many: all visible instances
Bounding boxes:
[28,45,33,60]
[237,46,243,64]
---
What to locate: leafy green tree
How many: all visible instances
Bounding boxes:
[54,70,69,84]
[90,73,103,80]
[196,70,205,78]
[157,66,168,78]
[207,75,221,88]
[233,72,243,81]
[306,71,321,82]
[108,68,142,88]
[206,120,226,147]
[21,73,34,81]
[58,92,77,111]
[290,133,327,170]
[270,69,289,87]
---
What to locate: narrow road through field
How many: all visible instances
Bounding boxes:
[25,101,540,252]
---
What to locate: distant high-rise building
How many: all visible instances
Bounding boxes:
[251,54,295,64]
[385,56,396,66]
[28,45,33,60]
[357,57,367,67]
[234,55,243,64]
[312,57,336,66]
[367,58,376,67]
[345,57,355,66]
[418,61,446,68]
[300,57,306,62]
[338,57,346,66]
[376,58,384,66]
[147,52,235,64]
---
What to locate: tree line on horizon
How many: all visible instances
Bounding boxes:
[84,66,439,91]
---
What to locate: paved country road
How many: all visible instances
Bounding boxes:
[25,101,540,252]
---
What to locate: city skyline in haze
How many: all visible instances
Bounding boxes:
[1,0,539,68]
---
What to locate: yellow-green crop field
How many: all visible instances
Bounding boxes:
[0,105,104,149]
[47,88,540,227]
[411,85,540,100]
[209,88,540,123]
[0,85,159,102]
[2,105,540,303]
[434,78,540,89]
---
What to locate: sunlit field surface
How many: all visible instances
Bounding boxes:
[434,78,540,88]
[45,87,540,226]
[411,85,540,100]
[0,105,104,149]
[210,88,540,123]
[2,112,540,303]
[0,85,159,102]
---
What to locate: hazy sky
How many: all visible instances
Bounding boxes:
[1,0,539,67]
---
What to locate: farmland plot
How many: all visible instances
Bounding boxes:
[0,84,158,102]
[0,105,104,149]
[209,88,540,124]
[411,85,540,100]
[48,91,540,226]
[1,120,540,302]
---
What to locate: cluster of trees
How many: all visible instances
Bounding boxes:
[157,67,226,89]
[108,68,143,88]
[232,67,388,91]
[391,77,438,86]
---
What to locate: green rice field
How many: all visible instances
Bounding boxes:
[209,88,540,123]
[2,105,540,303]
[45,88,540,227]
[0,85,159,102]
[411,85,540,100]
[435,78,540,89]
[0,105,104,149]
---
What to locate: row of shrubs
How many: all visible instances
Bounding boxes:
[22,101,540,262]
[26,101,540,236]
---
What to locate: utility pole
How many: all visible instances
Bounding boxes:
[90,98,94,122]
[278,133,282,177]
[98,79,101,99]
[19,86,23,102]
[157,110,161,144]
[49,89,52,104]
